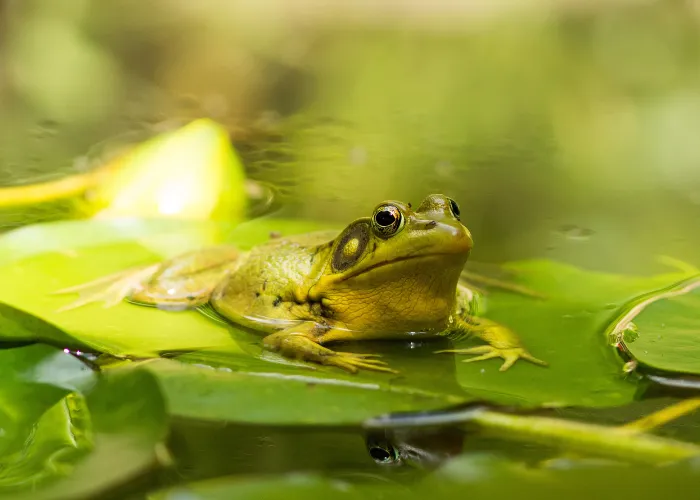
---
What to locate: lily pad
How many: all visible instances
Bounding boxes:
[0,345,95,492]
[445,260,697,408]
[90,119,248,221]
[0,345,171,498]
[0,217,697,412]
[30,371,167,500]
[607,275,700,377]
[0,218,327,357]
[128,347,471,425]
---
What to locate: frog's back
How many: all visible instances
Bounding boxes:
[210,230,337,331]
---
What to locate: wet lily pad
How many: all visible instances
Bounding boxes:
[90,119,248,221]
[0,218,326,356]
[25,370,168,500]
[0,218,696,412]
[607,275,700,377]
[0,345,95,493]
[444,260,697,407]
[127,347,470,425]
[0,350,169,500]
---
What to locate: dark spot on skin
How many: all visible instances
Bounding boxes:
[255,292,261,298]
[269,231,282,239]
[372,242,378,252]
[408,202,412,208]
[262,280,267,291]
[308,321,332,338]
[273,296,282,307]
[425,221,437,229]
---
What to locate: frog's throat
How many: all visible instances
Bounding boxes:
[307,253,465,302]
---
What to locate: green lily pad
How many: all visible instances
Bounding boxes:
[607,275,700,377]
[447,260,696,407]
[128,346,470,425]
[0,218,327,357]
[0,345,95,493]
[0,345,170,498]
[0,218,696,414]
[0,394,92,492]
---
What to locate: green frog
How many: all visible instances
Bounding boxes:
[57,194,546,374]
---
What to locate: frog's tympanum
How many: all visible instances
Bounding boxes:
[58,194,546,374]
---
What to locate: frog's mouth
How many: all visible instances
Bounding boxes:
[338,252,467,282]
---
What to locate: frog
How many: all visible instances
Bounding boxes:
[57,194,546,374]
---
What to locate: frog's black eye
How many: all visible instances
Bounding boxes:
[368,441,401,465]
[372,205,404,238]
[448,198,460,220]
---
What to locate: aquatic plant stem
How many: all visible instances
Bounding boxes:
[471,410,700,465]
[620,398,700,434]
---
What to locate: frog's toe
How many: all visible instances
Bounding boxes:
[328,352,398,374]
[436,346,491,355]
[462,351,501,364]
[436,346,547,371]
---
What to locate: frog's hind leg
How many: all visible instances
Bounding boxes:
[55,246,241,312]
[262,322,398,374]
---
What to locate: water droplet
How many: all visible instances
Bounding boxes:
[349,146,367,166]
[435,160,454,177]
[31,119,60,139]
[202,94,229,117]
[256,110,281,132]
[192,363,215,370]
[176,94,200,109]
[556,224,595,241]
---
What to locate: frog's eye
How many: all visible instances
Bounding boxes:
[367,440,401,465]
[372,205,404,238]
[447,198,460,220]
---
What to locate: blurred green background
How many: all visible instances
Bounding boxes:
[1,0,699,275]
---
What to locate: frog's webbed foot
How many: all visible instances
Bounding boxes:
[53,246,241,312]
[436,345,547,372]
[439,317,547,371]
[263,327,398,374]
[53,264,161,311]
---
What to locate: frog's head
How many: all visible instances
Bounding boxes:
[308,194,472,333]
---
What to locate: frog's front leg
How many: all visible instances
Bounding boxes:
[55,246,240,312]
[437,284,547,371]
[262,322,398,374]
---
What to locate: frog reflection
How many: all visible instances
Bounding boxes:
[365,427,465,469]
